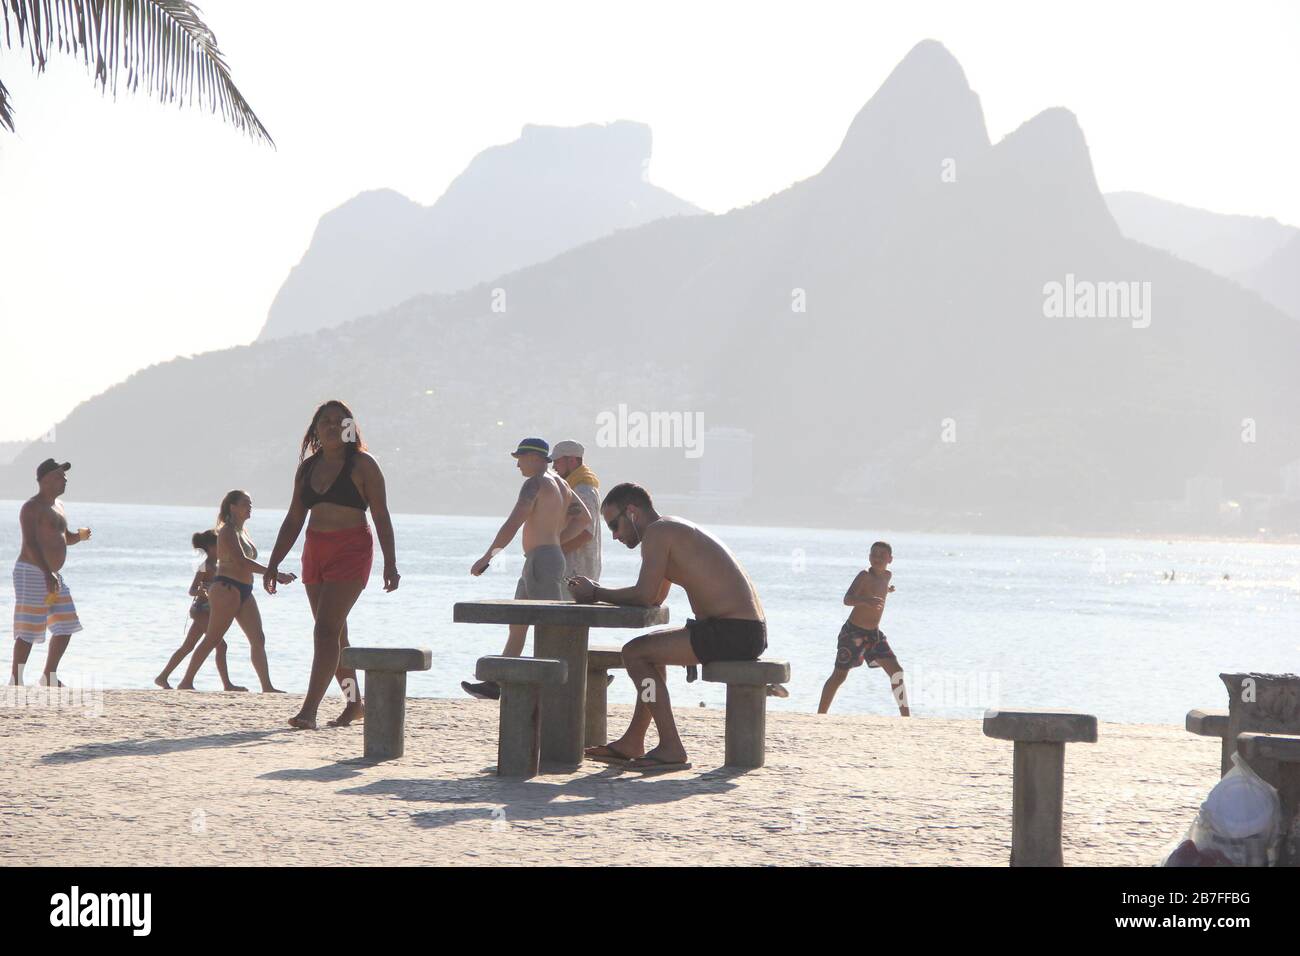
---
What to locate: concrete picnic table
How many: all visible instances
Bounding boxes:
[453,599,669,766]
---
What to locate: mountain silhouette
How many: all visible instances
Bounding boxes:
[1106,190,1300,320]
[258,121,703,340]
[1239,233,1300,321]
[6,40,1299,536]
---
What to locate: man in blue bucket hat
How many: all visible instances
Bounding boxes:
[461,438,592,700]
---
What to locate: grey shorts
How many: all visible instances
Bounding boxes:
[514,545,566,600]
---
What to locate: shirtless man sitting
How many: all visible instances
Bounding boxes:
[568,482,766,772]
[11,459,91,686]
[462,438,591,700]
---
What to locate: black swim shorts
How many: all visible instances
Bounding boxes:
[686,617,767,664]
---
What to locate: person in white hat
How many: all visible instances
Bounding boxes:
[550,440,601,586]
[460,438,592,700]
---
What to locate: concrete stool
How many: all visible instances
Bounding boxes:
[701,659,791,769]
[983,708,1098,866]
[339,647,432,761]
[476,656,567,778]
[1237,732,1300,866]
[585,646,626,748]
[1186,708,1232,776]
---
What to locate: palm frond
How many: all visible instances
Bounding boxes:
[0,76,13,132]
[0,0,272,145]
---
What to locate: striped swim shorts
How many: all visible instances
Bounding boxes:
[13,560,83,645]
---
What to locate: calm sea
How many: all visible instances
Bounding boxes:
[2,500,1297,724]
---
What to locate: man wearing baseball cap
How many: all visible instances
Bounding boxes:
[551,440,601,586]
[11,459,91,686]
[462,438,592,699]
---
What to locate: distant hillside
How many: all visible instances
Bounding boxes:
[1240,234,1300,321]
[6,40,1300,537]
[0,440,29,468]
[258,121,703,340]
[1106,191,1300,320]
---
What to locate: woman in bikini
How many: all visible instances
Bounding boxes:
[155,530,245,691]
[264,400,399,730]
[177,491,294,692]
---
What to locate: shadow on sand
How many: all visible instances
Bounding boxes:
[337,765,751,830]
[258,758,374,783]
[41,728,290,764]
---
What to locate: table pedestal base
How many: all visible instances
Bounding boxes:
[534,624,589,766]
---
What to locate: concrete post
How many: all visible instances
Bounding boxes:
[1011,740,1066,866]
[983,708,1098,867]
[725,683,768,768]
[584,668,608,748]
[1185,708,1232,776]
[583,647,625,749]
[497,682,542,778]
[364,670,408,761]
[533,624,589,766]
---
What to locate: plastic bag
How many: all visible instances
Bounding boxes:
[1161,753,1281,866]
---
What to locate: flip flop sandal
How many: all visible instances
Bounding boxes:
[627,755,693,774]
[585,744,635,764]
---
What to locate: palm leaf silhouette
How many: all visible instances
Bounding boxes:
[0,0,271,145]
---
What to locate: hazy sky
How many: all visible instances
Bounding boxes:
[1,0,1296,442]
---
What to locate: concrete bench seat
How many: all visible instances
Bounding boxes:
[476,656,567,778]
[587,647,626,670]
[584,646,626,748]
[1238,731,1300,764]
[1237,732,1300,866]
[983,707,1098,866]
[701,659,791,769]
[339,647,432,760]
[1186,708,1229,737]
[1186,708,1232,775]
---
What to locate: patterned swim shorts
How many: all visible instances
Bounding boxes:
[834,619,895,670]
[13,560,83,645]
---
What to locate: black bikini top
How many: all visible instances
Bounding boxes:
[301,454,368,511]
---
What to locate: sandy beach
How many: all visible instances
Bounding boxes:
[0,688,1218,866]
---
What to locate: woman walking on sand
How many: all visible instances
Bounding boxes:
[177,491,294,692]
[264,400,399,730]
[154,530,245,691]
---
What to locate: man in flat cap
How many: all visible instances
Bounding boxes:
[462,438,591,700]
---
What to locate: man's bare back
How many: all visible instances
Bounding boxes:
[19,497,70,573]
[630,516,764,621]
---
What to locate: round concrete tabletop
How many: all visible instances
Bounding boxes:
[453,599,669,628]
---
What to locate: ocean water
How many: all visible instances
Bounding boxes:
[2,500,1298,724]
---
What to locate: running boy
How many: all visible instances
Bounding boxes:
[818,541,908,716]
